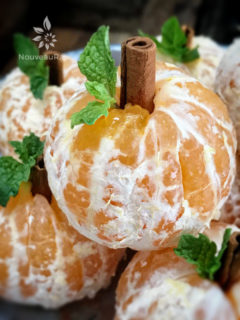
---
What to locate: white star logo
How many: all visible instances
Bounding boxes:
[33,16,57,50]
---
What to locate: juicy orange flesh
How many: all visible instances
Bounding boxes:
[116,249,222,319]
[64,67,232,237]
[64,102,150,228]
[0,57,84,156]
[0,182,122,300]
[56,62,234,245]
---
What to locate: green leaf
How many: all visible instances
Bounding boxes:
[71,100,110,127]
[72,25,117,127]
[30,72,49,100]
[0,133,45,207]
[85,81,115,102]
[174,229,232,280]
[216,228,232,262]
[181,46,200,63]
[10,132,44,166]
[79,26,117,97]
[13,33,49,99]
[0,157,30,207]
[161,17,186,47]
[14,33,39,75]
[138,30,161,48]
[139,17,200,63]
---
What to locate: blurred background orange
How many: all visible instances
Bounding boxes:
[0,0,239,76]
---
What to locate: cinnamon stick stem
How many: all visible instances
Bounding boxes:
[30,156,52,203]
[120,37,156,113]
[45,51,63,86]
[216,231,240,290]
[181,25,194,48]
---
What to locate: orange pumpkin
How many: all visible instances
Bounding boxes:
[215,39,240,145]
[185,36,224,90]
[0,182,124,308]
[156,36,224,90]
[44,61,236,250]
[115,230,235,320]
[0,55,84,156]
[215,40,240,227]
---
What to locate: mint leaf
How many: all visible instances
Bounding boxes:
[71,26,117,128]
[13,33,39,74]
[216,228,232,262]
[138,30,161,48]
[0,133,44,207]
[30,72,48,100]
[10,132,44,166]
[13,33,49,99]
[174,229,232,280]
[181,47,200,63]
[139,17,199,63]
[71,100,110,127]
[85,81,115,102]
[78,25,117,97]
[0,157,30,207]
[161,17,186,48]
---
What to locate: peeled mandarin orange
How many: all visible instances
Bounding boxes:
[221,179,240,227]
[227,282,240,320]
[215,39,240,144]
[185,36,224,90]
[0,182,124,308]
[215,40,240,226]
[44,61,236,250]
[156,36,224,89]
[115,246,235,320]
[0,55,84,156]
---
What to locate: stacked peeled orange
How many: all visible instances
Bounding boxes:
[186,36,224,89]
[141,17,224,89]
[115,221,240,320]
[115,249,235,320]
[0,182,124,308]
[0,55,84,156]
[45,61,236,250]
[215,40,240,227]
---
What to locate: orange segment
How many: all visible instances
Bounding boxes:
[0,183,124,308]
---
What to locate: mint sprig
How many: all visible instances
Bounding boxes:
[13,33,49,99]
[71,26,117,128]
[174,228,232,280]
[139,17,199,63]
[10,133,44,166]
[0,133,44,207]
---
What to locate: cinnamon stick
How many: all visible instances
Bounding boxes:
[181,25,194,48]
[216,231,240,290]
[120,36,156,113]
[30,156,52,203]
[45,51,63,86]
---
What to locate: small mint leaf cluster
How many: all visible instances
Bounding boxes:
[0,133,44,207]
[174,228,231,280]
[139,17,199,63]
[71,26,117,128]
[13,33,49,99]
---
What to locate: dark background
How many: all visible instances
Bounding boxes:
[0,0,239,75]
